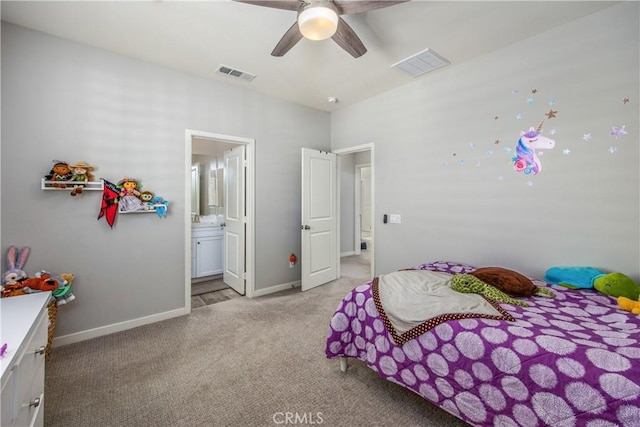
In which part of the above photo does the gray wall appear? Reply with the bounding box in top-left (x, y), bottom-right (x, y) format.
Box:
top-left (1, 22), bottom-right (330, 337)
top-left (331, 2), bottom-right (640, 281)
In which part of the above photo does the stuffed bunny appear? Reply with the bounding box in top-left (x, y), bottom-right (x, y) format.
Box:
top-left (2, 246), bottom-right (30, 285)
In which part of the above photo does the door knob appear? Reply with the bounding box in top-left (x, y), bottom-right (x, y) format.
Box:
top-left (220, 222), bottom-right (226, 228)
top-left (301, 225), bottom-right (311, 230)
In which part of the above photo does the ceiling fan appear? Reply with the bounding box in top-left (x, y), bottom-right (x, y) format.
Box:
top-left (232, 0), bottom-right (409, 58)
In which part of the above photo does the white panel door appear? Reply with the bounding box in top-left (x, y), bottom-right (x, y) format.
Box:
top-left (301, 148), bottom-right (337, 291)
top-left (223, 146), bottom-right (245, 295)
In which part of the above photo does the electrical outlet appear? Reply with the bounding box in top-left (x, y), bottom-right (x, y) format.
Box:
top-left (389, 214), bottom-right (401, 224)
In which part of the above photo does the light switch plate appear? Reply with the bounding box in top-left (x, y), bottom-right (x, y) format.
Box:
top-left (389, 214), bottom-right (401, 224)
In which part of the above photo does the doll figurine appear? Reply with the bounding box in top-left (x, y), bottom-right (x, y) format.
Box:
top-left (117, 177), bottom-right (145, 212)
top-left (45, 160), bottom-right (73, 188)
top-left (69, 161), bottom-right (95, 196)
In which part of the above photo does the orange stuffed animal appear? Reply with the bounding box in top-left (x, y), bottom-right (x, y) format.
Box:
top-left (22, 273), bottom-right (59, 292)
top-left (618, 296), bottom-right (640, 315)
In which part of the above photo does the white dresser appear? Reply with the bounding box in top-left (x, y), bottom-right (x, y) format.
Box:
top-left (1, 292), bottom-right (51, 427)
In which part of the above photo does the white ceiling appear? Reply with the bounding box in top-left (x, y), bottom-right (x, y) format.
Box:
top-left (0, 0), bottom-right (619, 112)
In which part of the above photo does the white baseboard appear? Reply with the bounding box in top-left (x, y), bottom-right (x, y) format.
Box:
top-left (252, 280), bottom-right (300, 297)
top-left (340, 251), bottom-right (355, 257)
top-left (52, 307), bottom-right (188, 347)
top-left (53, 280), bottom-right (303, 346)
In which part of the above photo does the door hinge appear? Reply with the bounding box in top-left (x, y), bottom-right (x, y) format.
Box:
top-left (243, 160), bottom-right (248, 167)
top-left (242, 272), bottom-right (247, 280)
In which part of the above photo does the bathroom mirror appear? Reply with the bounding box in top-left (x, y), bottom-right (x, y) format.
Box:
top-left (192, 137), bottom-right (236, 220)
top-left (191, 155), bottom-right (223, 216)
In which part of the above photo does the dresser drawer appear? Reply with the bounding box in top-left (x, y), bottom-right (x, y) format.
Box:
top-left (11, 307), bottom-right (48, 427)
top-left (0, 292), bottom-right (50, 427)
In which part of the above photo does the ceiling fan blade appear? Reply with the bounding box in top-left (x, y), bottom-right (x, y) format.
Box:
top-left (331, 17), bottom-right (367, 58)
top-left (231, 0), bottom-right (301, 11)
top-left (333, 0), bottom-right (409, 15)
top-left (271, 21), bottom-right (304, 56)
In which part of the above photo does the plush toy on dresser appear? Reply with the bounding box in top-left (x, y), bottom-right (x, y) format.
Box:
top-left (1, 246), bottom-right (30, 297)
top-left (1, 246), bottom-right (77, 306)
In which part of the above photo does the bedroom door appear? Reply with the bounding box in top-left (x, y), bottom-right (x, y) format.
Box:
top-left (223, 146), bottom-right (245, 295)
top-left (301, 148), bottom-right (338, 291)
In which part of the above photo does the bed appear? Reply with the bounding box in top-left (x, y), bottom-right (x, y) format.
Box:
top-left (325, 261), bottom-right (640, 426)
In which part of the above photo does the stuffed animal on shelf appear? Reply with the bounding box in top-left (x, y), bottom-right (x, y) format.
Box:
top-left (140, 191), bottom-right (155, 209)
top-left (45, 160), bottom-right (74, 188)
top-left (152, 196), bottom-right (169, 218)
top-left (618, 296), bottom-right (640, 315)
top-left (69, 161), bottom-right (95, 196)
top-left (117, 177), bottom-right (145, 212)
top-left (451, 274), bottom-right (529, 307)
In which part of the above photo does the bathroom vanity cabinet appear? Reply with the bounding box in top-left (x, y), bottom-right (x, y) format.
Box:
top-left (1, 292), bottom-right (51, 427)
top-left (192, 225), bottom-right (224, 278)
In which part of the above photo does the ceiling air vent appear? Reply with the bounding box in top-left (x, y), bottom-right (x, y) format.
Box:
top-left (391, 49), bottom-right (449, 78)
top-left (216, 64), bottom-right (256, 82)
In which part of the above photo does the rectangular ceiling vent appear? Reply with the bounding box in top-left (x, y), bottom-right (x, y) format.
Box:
top-left (216, 64), bottom-right (256, 82)
top-left (391, 49), bottom-right (449, 78)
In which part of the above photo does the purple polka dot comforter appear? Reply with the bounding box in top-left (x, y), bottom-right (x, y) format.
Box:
top-left (325, 261), bottom-right (640, 426)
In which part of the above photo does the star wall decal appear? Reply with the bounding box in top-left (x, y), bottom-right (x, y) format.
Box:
top-left (549, 129), bottom-right (557, 135)
top-left (546, 109), bottom-right (558, 119)
top-left (494, 139), bottom-right (501, 145)
top-left (494, 115), bottom-right (499, 120)
top-left (503, 147), bottom-right (512, 153)
top-left (516, 113), bottom-right (522, 120)
top-left (531, 89), bottom-right (538, 94)
top-left (563, 149), bottom-right (571, 155)
top-left (526, 98), bottom-right (534, 104)
top-left (512, 89), bottom-right (519, 95)
top-left (548, 99), bottom-right (556, 107)
top-left (487, 150), bottom-right (494, 156)
top-left (610, 125), bottom-right (628, 139)
top-left (608, 146), bottom-right (618, 154)
top-left (623, 97), bottom-right (630, 104)
top-left (583, 133), bottom-right (592, 141)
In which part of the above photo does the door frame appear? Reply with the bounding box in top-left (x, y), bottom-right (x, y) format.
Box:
top-left (333, 143), bottom-right (375, 279)
top-left (184, 129), bottom-right (256, 312)
top-left (354, 163), bottom-right (371, 256)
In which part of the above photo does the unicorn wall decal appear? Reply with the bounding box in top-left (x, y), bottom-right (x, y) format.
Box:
top-left (512, 121), bottom-right (555, 175)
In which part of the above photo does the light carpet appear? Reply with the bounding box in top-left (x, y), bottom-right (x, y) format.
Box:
top-left (45, 259), bottom-right (468, 427)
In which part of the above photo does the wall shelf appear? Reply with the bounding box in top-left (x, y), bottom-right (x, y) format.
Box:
top-left (119, 204), bottom-right (168, 215)
top-left (41, 178), bottom-right (103, 191)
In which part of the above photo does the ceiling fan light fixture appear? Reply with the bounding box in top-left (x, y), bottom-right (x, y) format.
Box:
top-left (298, 3), bottom-right (338, 41)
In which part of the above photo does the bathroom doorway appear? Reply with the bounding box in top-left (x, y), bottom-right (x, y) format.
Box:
top-left (184, 129), bottom-right (255, 312)
top-left (335, 144), bottom-right (374, 281)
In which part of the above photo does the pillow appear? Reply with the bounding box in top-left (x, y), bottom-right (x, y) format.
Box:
top-left (469, 267), bottom-right (537, 297)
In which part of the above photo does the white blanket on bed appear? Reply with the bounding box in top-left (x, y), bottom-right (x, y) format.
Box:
top-left (377, 270), bottom-right (503, 334)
